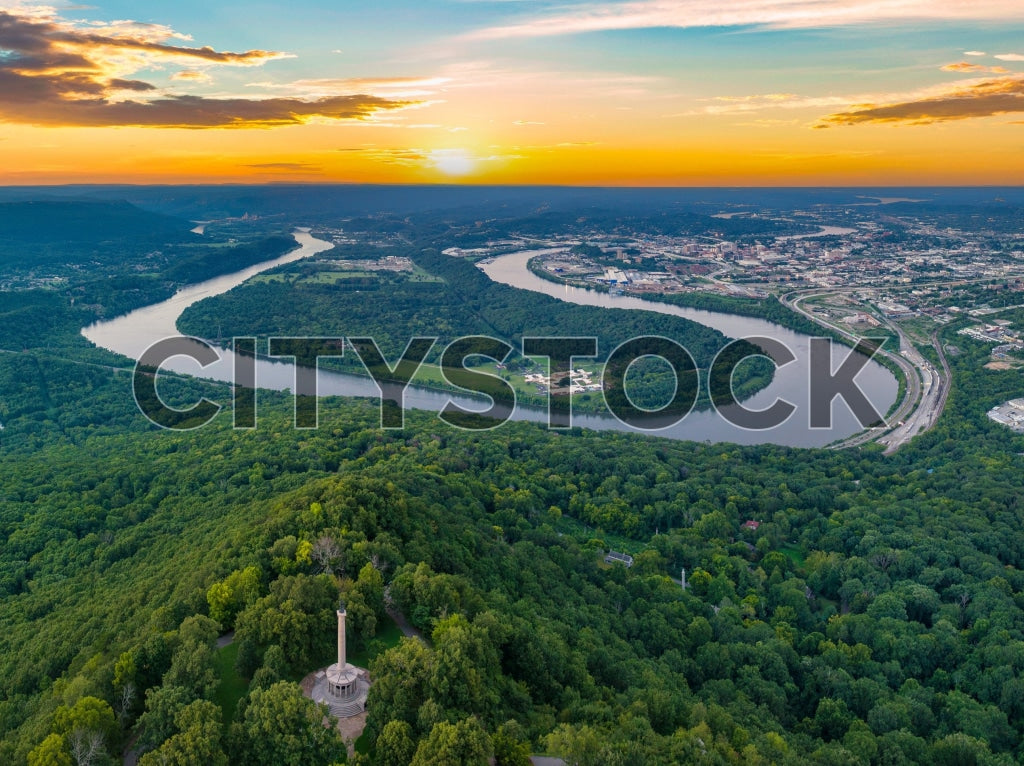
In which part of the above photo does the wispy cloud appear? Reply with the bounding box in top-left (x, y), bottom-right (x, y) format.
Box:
top-left (819, 75), bottom-right (1024, 126)
top-left (995, 53), bottom-right (1024, 62)
top-left (171, 70), bottom-right (212, 83)
top-left (675, 91), bottom-right (848, 116)
top-left (466, 0), bottom-right (1024, 40)
top-left (964, 51), bottom-right (987, 57)
top-left (244, 162), bottom-right (323, 172)
top-left (0, 7), bottom-right (415, 127)
top-left (941, 62), bottom-right (1010, 74)
top-left (345, 147), bottom-right (430, 166)
top-left (246, 77), bottom-right (452, 99)
top-left (713, 93), bottom-right (798, 103)
top-left (432, 59), bottom-right (663, 100)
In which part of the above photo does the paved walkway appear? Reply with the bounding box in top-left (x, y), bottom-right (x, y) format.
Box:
top-left (386, 605), bottom-right (425, 643)
top-left (302, 667), bottom-right (370, 758)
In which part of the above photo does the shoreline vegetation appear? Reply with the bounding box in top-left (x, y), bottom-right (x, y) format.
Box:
top-left (526, 257), bottom-right (908, 423)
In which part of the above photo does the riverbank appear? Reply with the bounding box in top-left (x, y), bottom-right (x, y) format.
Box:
top-left (526, 254), bottom-right (908, 420)
top-left (84, 232), bottom-right (897, 448)
top-left (479, 250), bottom-right (897, 447)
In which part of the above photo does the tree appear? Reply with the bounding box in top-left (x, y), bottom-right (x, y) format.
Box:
top-left (112, 651), bottom-right (137, 701)
top-left (410, 718), bottom-right (492, 766)
top-left (345, 563), bottom-right (386, 640)
top-left (67, 731), bottom-right (106, 766)
top-left (544, 723), bottom-right (609, 766)
top-left (375, 720), bottom-right (415, 766)
top-left (206, 582), bottom-right (235, 628)
top-left (492, 720), bottom-right (531, 766)
top-left (310, 536), bottom-right (343, 576)
top-left (366, 638), bottom-right (432, 737)
top-left (52, 697), bottom-right (116, 766)
top-left (158, 615), bottom-right (221, 701)
top-left (929, 733), bottom-right (996, 766)
top-left (231, 681), bottom-right (346, 766)
top-left (138, 700), bottom-right (227, 766)
top-left (813, 698), bottom-right (853, 743)
top-left (28, 734), bottom-right (71, 766)
top-left (111, 650), bottom-right (139, 724)
top-left (250, 644), bottom-right (289, 691)
top-left (114, 683), bottom-right (137, 728)
top-left (234, 574), bottom-right (337, 673)
top-left (867, 592), bottom-right (908, 622)
top-left (137, 685), bottom-right (193, 753)
top-left (429, 615), bottom-right (501, 719)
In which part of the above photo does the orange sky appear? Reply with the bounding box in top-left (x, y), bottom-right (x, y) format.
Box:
top-left (1, 2), bottom-right (1023, 185)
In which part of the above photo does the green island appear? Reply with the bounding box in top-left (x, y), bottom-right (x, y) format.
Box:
top-left (177, 240), bottom-right (775, 415)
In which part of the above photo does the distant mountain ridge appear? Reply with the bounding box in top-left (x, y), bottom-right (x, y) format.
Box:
top-left (0, 199), bottom-right (197, 270)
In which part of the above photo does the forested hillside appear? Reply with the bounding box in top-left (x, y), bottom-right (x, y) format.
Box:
top-left (0, 201), bottom-right (295, 353)
top-left (2, 197), bottom-right (1024, 765)
top-left (0, 317), bottom-right (1023, 763)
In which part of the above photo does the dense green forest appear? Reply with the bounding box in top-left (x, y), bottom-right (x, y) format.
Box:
top-left (0, 201), bottom-right (295, 354)
top-left (2, 198), bottom-right (1024, 765)
top-left (1, 310), bottom-right (1024, 763)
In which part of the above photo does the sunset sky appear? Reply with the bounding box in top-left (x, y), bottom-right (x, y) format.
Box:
top-left (1, 1), bottom-right (1023, 185)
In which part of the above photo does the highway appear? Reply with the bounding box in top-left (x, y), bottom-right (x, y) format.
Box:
top-left (779, 288), bottom-right (947, 452)
top-left (875, 324), bottom-right (948, 453)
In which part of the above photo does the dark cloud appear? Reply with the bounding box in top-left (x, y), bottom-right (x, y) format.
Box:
top-left (819, 76), bottom-right (1024, 126)
top-left (0, 11), bottom-right (282, 65)
top-left (0, 91), bottom-right (413, 128)
top-left (0, 10), bottom-right (415, 128)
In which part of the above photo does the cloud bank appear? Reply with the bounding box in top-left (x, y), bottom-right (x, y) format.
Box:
top-left (820, 75), bottom-right (1024, 126)
top-left (0, 8), bottom-right (414, 127)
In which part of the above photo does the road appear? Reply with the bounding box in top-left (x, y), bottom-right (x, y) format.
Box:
top-left (779, 288), bottom-right (946, 452)
top-left (875, 324), bottom-right (947, 453)
top-left (880, 325), bottom-right (950, 452)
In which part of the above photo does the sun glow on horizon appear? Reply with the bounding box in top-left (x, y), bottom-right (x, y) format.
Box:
top-left (0, 2), bottom-right (1022, 185)
top-left (429, 148), bottom-right (477, 177)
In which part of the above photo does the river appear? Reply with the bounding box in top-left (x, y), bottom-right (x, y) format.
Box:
top-left (83, 231), bottom-right (897, 447)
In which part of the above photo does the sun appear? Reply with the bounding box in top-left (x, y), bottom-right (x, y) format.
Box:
top-left (429, 148), bottom-right (476, 177)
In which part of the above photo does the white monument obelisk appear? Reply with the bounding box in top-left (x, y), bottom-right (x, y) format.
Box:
top-left (337, 606), bottom-right (346, 667)
top-left (326, 601), bottom-right (358, 699)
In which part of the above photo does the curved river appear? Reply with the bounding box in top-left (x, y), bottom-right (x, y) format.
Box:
top-left (83, 231), bottom-right (897, 447)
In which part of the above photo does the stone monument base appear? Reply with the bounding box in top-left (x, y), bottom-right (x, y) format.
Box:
top-left (310, 664), bottom-right (370, 719)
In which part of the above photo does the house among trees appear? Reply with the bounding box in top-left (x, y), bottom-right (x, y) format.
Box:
top-left (603, 551), bottom-right (634, 567)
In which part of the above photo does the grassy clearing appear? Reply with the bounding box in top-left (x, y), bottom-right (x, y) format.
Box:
top-left (209, 614), bottom-right (402, 731)
top-left (212, 641), bottom-right (248, 726)
top-left (780, 544), bottom-right (806, 568)
top-left (555, 515), bottom-right (648, 556)
top-left (408, 265), bottom-right (445, 283)
top-left (346, 613), bottom-right (404, 669)
top-left (303, 271), bottom-right (377, 283)
top-left (249, 273), bottom-right (294, 285)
